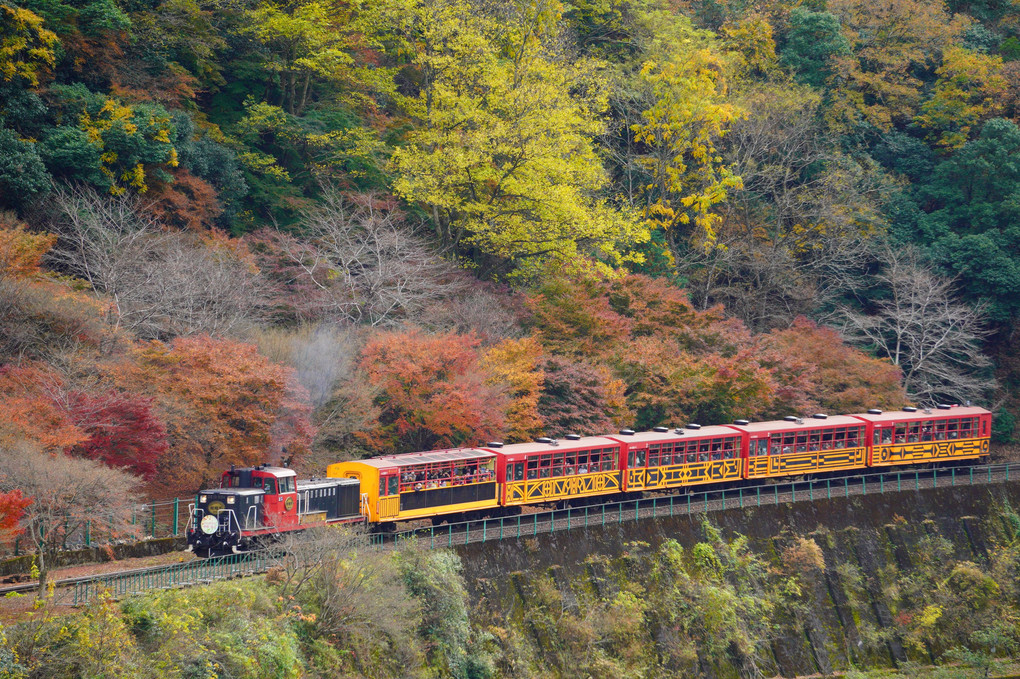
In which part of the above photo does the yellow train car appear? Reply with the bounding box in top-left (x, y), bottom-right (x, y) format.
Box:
top-left (326, 449), bottom-right (499, 523)
top-left (614, 426), bottom-right (743, 492)
top-left (730, 415), bottom-right (869, 480)
top-left (493, 436), bottom-right (623, 506)
top-left (853, 406), bottom-right (991, 467)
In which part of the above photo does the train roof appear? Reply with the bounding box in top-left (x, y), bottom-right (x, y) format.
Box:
top-left (608, 425), bottom-right (743, 443)
top-left (489, 436), bottom-right (621, 456)
top-left (225, 465), bottom-right (296, 478)
top-left (850, 406), bottom-right (990, 423)
top-left (729, 415), bottom-right (868, 433)
top-left (201, 488), bottom-right (264, 496)
top-left (297, 477), bottom-right (361, 489)
top-left (349, 448), bottom-right (497, 469)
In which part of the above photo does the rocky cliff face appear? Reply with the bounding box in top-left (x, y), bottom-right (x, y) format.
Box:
top-left (457, 482), bottom-right (1020, 678)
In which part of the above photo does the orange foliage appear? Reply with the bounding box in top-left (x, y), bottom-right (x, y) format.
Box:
top-left (357, 328), bottom-right (507, 453)
top-left (0, 214), bottom-right (57, 279)
top-left (147, 168), bottom-right (222, 231)
top-left (0, 489), bottom-right (31, 540)
top-left (115, 335), bottom-right (314, 493)
top-left (758, 317), bottom-right (906, 413)
top-left (0, 363), bottom-right (89, 451)
top-left (482, 336), bottom-right (545, 443)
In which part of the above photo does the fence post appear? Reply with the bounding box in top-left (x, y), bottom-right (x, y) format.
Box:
top-left (85, 520), bottom-right (91, 547)
top-left (880, 474), bottom-right (884, 494)
top-left (933, 468), bottom-right (937, 489)
top-left (172, 498), bottom-right (179, 536)
top-left (952, 468), bottom-right (956, 486)
top-left (150, 501), bottom-right (156, 537)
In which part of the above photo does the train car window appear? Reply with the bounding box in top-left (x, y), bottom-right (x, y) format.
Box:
top-left (527, 458), bottom-right (538, 479)
top-left (754, 439), bottom-right (767, 457)
top-left (388, 476), bottom-right (399, 496)
top-left (506, 465), bottom-right (513, 482)
top-left (808, 432), bottom-right (820, 451)
top-left (514, 462), bottom-right (525, 480)
top-left (833, 428), bottom-right (845, 448)
top-left (662, 442), bottom-right (674, 465)
top-left (577, 452), bottom-right (588, 472)
top-left (724, 437), bottom-right (737, 459)
top-left (635, 449), bottom-right (646, 467)
top-left (921, 420), bottom-right (933, 441)
top-left (848, 427), bottom-right (861, 446)
top-left (379, 478), bottom-right (386, 496)
top-left (908, 422), bottom-right (921, 442)
top-left (934, 420), bottom-right (947, 440)
top-left (628, 450), bottom-right (636, 467)
top-left (894, 423), bottom-right (907, 444)
top-left (686, 444), bottom-right (698, 463)
top-left (609, 448), bottom-right (621, 470)
top-left (794, 433), bottom-right (807, 453)
top-left (946, 420), bottom-right (959, 438)
top-left (882, 428), bottom-right (893, 444)
top-left (648, 444), bottom-right (659, 467)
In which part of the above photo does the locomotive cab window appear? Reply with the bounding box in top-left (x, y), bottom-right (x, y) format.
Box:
top-left (279, 476), bottom-right (295, 493)
top-left (262, 478), bottom-right (277, 494)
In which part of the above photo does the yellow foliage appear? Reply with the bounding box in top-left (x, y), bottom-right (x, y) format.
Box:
top-left (0, 214), bottom-right (56, 279)
top-left (632, 43), bottom-right (744, 250)
top-left (914, 46), bottom-right (1007, 150)
top-left (388, 0), bottom-right (648, 279)
top-left (482, 336), bottom-right (546, 442)
top-left (0, 4), bottom-right (57, 88)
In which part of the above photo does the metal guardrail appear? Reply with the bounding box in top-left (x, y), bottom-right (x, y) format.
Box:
top-left (66, 461), bottom-right (1016, 604)
top-left (70, 552), bottom-right (275, 605)
top-left (377, 461), bottom-right (1017, 549)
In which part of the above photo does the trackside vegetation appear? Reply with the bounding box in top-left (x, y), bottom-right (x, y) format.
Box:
top-left (3, 495), bottom-right (1020, 678)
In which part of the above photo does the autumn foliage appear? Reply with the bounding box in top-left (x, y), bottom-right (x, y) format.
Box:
top-left (115, 335), bottom-right (314, 493)
top-left (357, 329), bottom-right (506, 454)
top-left (0, 489), bottom-right (31, 540)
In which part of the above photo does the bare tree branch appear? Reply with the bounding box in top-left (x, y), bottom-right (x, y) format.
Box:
top-left (43, 184), bottom-right (265, 340)
top-left (836, 244), bottom-right (994, 404)
top-left (288, 190), bottom-right (464, 327)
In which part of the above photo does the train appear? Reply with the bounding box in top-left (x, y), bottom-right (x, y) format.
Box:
top-left (187, 405), bottom-right (991, 555)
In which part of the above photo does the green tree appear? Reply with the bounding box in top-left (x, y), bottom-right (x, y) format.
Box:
top-left (915, 118), bottom-right (1020, 321)
top-left (779, 8), bottom-right (850, 89)
top-left (0, 128), bottom-right (50, 209)
top-left (40, 85), bottom-right (178, 195)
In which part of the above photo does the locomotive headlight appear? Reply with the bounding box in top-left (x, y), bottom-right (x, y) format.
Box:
top-left (200, 495), bottom-right (207, 503)
top-left (226, 496), bottom-right (235, 504)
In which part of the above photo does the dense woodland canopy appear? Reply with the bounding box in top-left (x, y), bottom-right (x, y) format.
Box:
top-left (0, 0), bottom-right (1018, 516)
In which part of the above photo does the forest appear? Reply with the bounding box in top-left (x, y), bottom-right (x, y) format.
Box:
top-left (1, 0), bottom-right (1019, 551)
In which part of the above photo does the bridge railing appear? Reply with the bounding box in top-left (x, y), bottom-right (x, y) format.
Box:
top-left (68, 461), bottom-right (1014, 603)
top-left (376, 461), bottom-right (1015, 550)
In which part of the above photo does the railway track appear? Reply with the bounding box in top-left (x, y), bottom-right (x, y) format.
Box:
top-left (4, 461), bottom-right (1015, 605)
